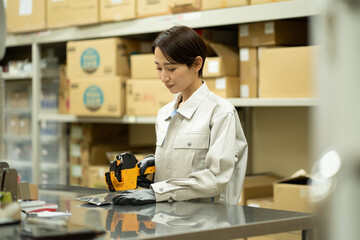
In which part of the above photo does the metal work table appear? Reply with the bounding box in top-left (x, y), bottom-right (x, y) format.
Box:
top-left (32, 185), bottom-right (316, 240)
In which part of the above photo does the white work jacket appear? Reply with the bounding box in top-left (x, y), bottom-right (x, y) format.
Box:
top-left (151, 82), bottom-right (248, 205)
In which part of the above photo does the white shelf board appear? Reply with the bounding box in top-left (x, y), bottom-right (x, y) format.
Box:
top-left (40, 135), bottom-right (60, 143)
top-left (228, 98), bottom-right (319, 107)
top-left (38, 98), bottom-right (317, 124)
top-left (6, 0), bottom-right (318, 46)
top-left (1, 73), bottom-right (33, 80)
top-left (5, 160), bottom-right (32, 168)
top-left (38, 113), bottom-right (157, 124)
top-left (5, 108), bottom-right (32, 114)
top-left (41, 162), bottom-right (60, 169)
top-left (3, 134), bottom-right (32, 141)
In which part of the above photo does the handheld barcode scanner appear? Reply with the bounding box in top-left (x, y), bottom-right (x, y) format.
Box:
top-left (105, 153), bottom-right (155, 192)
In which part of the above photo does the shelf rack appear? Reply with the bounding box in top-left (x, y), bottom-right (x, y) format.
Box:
top-left (1, 0), bottom-right (320, 184)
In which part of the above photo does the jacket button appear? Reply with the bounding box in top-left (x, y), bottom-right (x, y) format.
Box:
top-left (187, 142), bottom-right (192, 146)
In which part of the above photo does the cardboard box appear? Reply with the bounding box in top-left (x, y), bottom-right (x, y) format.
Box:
top-left (70, 123), bottom-right (128, 142)
top-left (137, 0), bottom-right (171, 18)
top-left (238, 20), bottom-right (308, 47)
top-left (201, 0), bottom-right (248, 10)
top-left (59, 65), bottom-right (70, 90)
top-left (88, 165), bottom-right (108, 189)
top-left (18, 91), bottom-right (30, 108)
top-left (239, 47), bottom-right (258, 98)
top-left (246, 196), bottom-right (274, 208)
top-left (81, 142), bottom-right (128, 166)
top-left (258, 46), bottom-right (316, 98)
top-left (69, 141), bottom-right (84, 186)
top-left (59, 65), bottom-right (70, 114)
top-left (69, 77), bottom-right (126, 117)
top-left (203, 43), bottom-right (239, 77)
top-left (170, 0), bottom-right (201, 13)
top-left (70, 0), bottom-right (99, 26)
top-left (100, 0), bottom-right (136, 22)
top-left (70, 141), bottom-right (82, 159)
top-left (274, 175), bottom-right (315, 213)
top-left (18, 182), bottom-right (38, 200)
top-left (238, 174), bottom-right (281, 205)
top-left (6, 0), bottom-right (46, 33)
top-left (69, 176), bottom-right (82, 186)
top-left (126, 79), bottom-right (174, 116)
top-left (9, 92), bottom-right (20, 108)
top-left (67, 38), bottom-right (129, 78)
top-left (58, 88), bottom-right (70, 114)
top-left (247, 232), bottom-right (301, 240)
top-left (205, 76), bottom-right (239, 98)
top-left (46, 0), bottom-right (72, 29)
top-left (130, 54), bottom-right (158, 79)
top-left (19, 117), bottom-right (30, 135)
top-left (9, 116), bottom-right (19, 135)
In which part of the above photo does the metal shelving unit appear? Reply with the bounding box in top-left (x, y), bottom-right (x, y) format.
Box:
top-left (1, 0), bottom-right (319, 184)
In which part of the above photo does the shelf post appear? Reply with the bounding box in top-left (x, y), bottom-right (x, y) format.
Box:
top-left (31, 42), bottom-right (41, 184)
top-left (0, 76), bottom-right (4, 160)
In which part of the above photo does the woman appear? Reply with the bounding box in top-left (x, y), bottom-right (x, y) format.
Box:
top-left (113, 25), bottom-right (248, 206)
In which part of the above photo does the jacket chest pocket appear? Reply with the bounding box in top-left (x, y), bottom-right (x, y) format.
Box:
top-left (172, 133), bottom-right (210, 176)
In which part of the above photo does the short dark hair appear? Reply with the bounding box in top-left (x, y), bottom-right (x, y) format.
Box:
top-left (152, 25), bottom-right (207, 78)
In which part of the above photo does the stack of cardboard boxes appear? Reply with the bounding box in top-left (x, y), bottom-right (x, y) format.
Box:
top-left (126, 54), bottom-right (174, 116)
top-left (203, 42), bottom-right (240, 98)
top-left (69, 122), bottom-right (156, 188)
top-left (5, 0), bottom-right (294, 34)
top-left (69, 123), bottom-right (129, 187)
top-left (238, 19), bottom-right (316, 98)
top-left (67, 37), bottom-right (131, 117)
top-left (241, 172), bottom-right (316, 240)
top-left (6, 0), bottom-right (136, 33)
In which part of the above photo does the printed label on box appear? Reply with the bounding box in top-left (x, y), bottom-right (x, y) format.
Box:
top-left (71, 165), bottom-right (82, 177)
top-left (71, 144), bottom-right (81, 157)
top-left (19, 0), bottom-right (32, 16)
top-left (240, 84), bottom-right (249, 98)
top-left (111, 0), bottom-right (123, 5)
top-left (208, 61), bottom-right (219, 73)
top-left (71, 126), bottom-right (83, 139)
top-left (240, 48), bottom-right (249, 62)
top-left (81, 48), bottom-right (100, 74)
top-left (83, 85), bottom-right (104, 112)
top-left (264, 22), bottom-right (275, 35)
top-left (97, 168), bottom-right (105, 177)
top-left (215, 78), bottom-right (226, 90)
top-left (239, 25), bottom-right (249, 37)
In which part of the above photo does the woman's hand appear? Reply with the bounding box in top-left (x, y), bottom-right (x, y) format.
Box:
top-left (112, 189), bottom-right (156, 206)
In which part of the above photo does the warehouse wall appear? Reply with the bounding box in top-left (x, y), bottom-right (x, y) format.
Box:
top-left (252, 107), bottom-right (311, 177)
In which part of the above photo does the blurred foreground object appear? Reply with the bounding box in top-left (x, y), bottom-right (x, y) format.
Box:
top-left (313, 0), bottom-right (360, 239)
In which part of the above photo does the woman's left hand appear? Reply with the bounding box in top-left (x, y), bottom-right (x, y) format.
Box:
top-left (112, 189), bottom-right (156, 206)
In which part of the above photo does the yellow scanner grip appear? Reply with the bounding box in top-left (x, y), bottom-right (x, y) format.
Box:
top-left (142, 165), bottom-right (155, 175)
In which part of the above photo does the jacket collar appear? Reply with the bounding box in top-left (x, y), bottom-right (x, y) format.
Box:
top-left (163, 82), bottom-right (209, 121)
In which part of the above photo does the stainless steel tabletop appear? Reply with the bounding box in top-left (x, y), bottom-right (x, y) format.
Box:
top-left (33, 184), bottom-right (316, 240)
